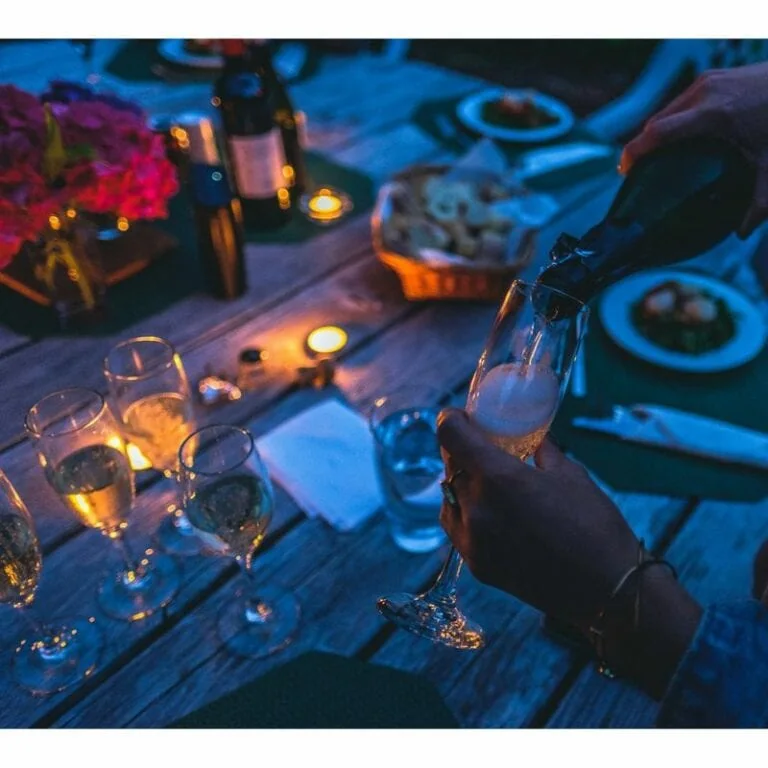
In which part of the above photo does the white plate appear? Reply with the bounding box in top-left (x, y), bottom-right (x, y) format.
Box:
top-left (158, 40), bottom-right (222, 70)
top-left (599, 270), bottom-right (767, 373)
top-left (456, 88), bottom-right (575, 144)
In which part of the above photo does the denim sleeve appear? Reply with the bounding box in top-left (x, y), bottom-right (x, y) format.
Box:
top-left (657, 600), bottom-right (768, 728)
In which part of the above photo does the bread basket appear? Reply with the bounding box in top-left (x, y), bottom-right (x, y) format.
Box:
top-left (371, 164), bottom-right (537, 302)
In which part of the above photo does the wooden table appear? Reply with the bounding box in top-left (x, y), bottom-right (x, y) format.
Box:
top-left (0, 40), bottom-right (766, 729)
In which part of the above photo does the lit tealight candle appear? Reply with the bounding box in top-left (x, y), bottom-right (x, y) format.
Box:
top-left (300, 187), bottom-right (352, 225)
top-left (306, 325), bottom-right (349, 356)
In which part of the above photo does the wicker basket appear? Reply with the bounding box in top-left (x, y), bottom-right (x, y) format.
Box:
top-left (371, 165), bottom-right (537, 302)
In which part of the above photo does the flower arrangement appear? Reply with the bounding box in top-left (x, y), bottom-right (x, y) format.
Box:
top-left (0, 82), bottom-right (178, 269)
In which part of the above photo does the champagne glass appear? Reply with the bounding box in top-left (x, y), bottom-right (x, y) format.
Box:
top-left (377, 280), bottom-right (589, 649)
top-left (26, 388), bottom-right (180, 622)
top-left (179, 425), bottom-right (300, 659)
top-left (104, 336), bottom-right (202, 557)
top-left (0, 470), bottom-right (102, 695)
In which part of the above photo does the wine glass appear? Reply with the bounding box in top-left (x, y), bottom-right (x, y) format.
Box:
top-left (179, 425), bottom-right (300, 659)
top-left (377, 280), bottom-right (589, 649)
top-left (103, 336), bottom-right (202, 557)
top-left (25, 388), bottom-right (180, 622)
top-left (0, 470), bottom-right (102, 695)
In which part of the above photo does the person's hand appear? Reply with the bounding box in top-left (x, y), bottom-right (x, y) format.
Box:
top-left (437, 407), bottom-right (703, 700)
top-left (620, 63), bottom-right (768, 238)
top-left (436, 407), bottom-right (639, 626)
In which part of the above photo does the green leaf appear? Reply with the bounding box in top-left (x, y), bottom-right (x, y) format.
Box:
top-left (66, 143), bottom-right (96, 162)
top-left (42, 104), bottom-right (67, 183)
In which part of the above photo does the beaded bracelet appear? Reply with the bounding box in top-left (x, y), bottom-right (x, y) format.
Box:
top-left (588, 538), bottom-right (678, 679)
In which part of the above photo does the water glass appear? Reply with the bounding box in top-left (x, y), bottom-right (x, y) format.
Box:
top-left (369, 386), bottom-right (446, 553)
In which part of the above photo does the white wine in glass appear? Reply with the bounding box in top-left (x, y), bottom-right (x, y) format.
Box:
top-left (467, 362), bottom-right (560, 459)
top-left (104, 336), bottom-right (201, 556)
top-left (26, 388), bottom-right (180, 622)
top-left (179, 425), bottom-right (300, 659)
top-left (0, 470), bottom-right (103, 695)
top-left (377, 280), bottom-right (589, 649)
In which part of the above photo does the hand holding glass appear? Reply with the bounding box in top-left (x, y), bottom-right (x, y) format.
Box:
top-left (377, 280), bottom-right (589, 649)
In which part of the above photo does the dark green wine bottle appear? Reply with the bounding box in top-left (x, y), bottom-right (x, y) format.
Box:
top-left (214, 39), bottom-right (290, 231)
top-left (247, 40), bottom-right (309, 198)
top-left (537, 138), bottom-right (756, 315)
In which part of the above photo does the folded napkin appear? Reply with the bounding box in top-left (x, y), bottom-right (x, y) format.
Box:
top-left (256, 399), bottom-right (384, 531)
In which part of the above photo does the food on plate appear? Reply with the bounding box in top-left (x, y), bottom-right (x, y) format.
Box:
top-left (481, 92), bottom-right (559, 130)
top-left (382, 169), bottom-right (523, 266)
top-left (630, 280), bottom-right (737, 354)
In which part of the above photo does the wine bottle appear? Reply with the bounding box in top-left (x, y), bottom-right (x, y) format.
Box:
top-left (537, 138), bottom-right (756, 316)
top-left (247, 40), bottom-right (309, 198)
top-left (213, 39), bottom-right (290, 230)
top-left (185, 115), bottom-right (248, 299)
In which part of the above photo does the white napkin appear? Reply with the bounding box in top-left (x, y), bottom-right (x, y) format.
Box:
top-left (255, 399), bottom-right (384, 532)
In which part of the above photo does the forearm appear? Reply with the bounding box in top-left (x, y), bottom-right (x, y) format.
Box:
top-left (595, 568), bottom-right (703, 701)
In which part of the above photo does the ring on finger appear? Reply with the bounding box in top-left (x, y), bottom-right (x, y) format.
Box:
top-left (441, 468), bottom-right (466, 510)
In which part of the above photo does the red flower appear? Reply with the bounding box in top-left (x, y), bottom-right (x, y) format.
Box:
top-left (0, 164), bottom-right (57, 267)
top-left (0, 84), bottom-right (178, 268)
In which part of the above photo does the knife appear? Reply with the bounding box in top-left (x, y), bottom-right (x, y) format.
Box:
top-left (573, 404), bottom-right (768, 471)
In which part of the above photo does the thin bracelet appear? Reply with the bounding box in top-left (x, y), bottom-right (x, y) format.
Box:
top-left (589, 539), bottom-right (678, 679)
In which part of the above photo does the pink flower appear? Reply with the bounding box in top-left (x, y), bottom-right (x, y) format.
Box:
top-left (0, 85), bottom-right (179, 269)
top-left (0, 164), bottom-right (58, 266)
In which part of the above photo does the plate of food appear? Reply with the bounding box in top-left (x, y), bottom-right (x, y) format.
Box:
top-left (157, 40), bottom-right (222, 69)
top-left (599, 270), bottom-right (767, 373)
top-left (456, 88), bottom-right (575, 143)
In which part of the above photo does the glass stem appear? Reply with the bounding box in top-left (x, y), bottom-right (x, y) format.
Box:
top-left (110, 532), bottom-right (146, 585)
top-left (167, 473), bottom-right (194, 536)
top-left (425, 547), bottom-right (464, 603)
top-left (238, 553), bottom-right (272, 624)
top-left (17, 602), bottom-right (68, 656)
top-left (17, 602), bottom-right (50, 639)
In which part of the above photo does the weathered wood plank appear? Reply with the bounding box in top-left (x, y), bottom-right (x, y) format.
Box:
top-left (1, 247), bottom-right (412, 552)
top-left (48, 379), bottom-right (464, 726)
top-left (370, 493), bottom-right (688, 727)
top-left (0, 387), bottom-right (337, 728)
top-left (547, 494), bottom-right (768, 728)
top-left (67, 514), bottom-right (447, 728)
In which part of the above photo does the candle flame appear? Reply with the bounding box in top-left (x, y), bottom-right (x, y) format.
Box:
top-left (306, 326), bottom-right (348, 355)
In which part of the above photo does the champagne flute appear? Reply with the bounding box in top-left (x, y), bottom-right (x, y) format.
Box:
top-left (0, 470), bottom-right (102, 695)
top-left (179, 425), bottom-right (300, 659)
top-left (377, 280), bottom-right (589, 649)
top-left (26, 388), bottom-right (180, 622)
top-left (103, 336), bottom-right (202, 557)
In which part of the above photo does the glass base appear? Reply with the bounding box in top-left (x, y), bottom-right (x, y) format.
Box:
top-left (98, 552), bottom-right (180, 622)
top-left (377, 592), bottom-right (485, 650)
top-left (218, 585), bottom-right (300, 660)
top-left (154, 509), bottom-right (203, 557)
top-left (14, 617), bottom-right (102, 696)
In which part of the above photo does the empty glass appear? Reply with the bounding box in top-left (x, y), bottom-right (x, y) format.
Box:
top-left (0, 470), bottom-right (102, 695)
top-left (369, 386), bottom-right (446, 553)
top-left (26, 388), bottom-right (180, 622)
top-left (179, 425), bottom-right (300, 659)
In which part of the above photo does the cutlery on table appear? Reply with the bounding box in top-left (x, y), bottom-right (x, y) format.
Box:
top-left (573, 404), bottom-right (768, 471)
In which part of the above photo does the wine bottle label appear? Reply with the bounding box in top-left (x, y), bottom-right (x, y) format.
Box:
top-left (228, 130), bottom-right (286, 199)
